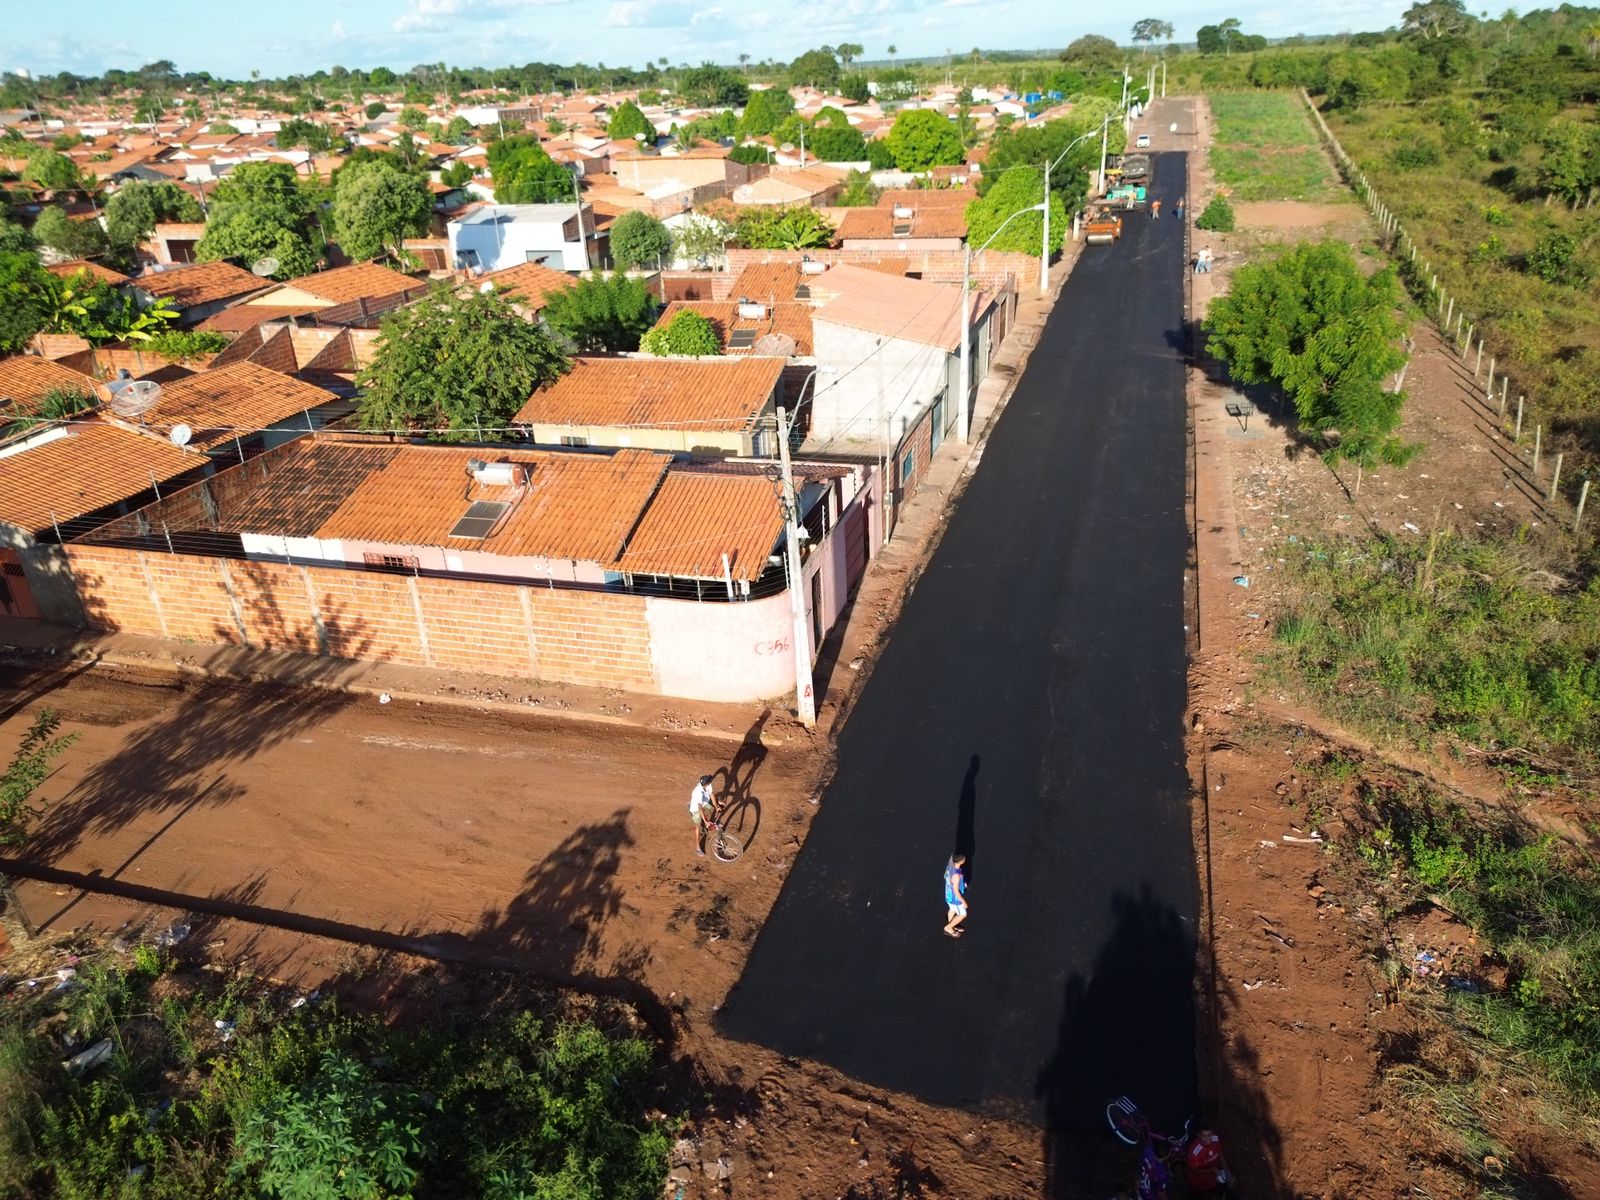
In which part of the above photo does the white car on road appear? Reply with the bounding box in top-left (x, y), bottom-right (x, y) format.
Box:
top-left (1136, 133), bottom-right (1151, 148)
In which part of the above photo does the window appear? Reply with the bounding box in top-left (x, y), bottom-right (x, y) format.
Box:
top-left (900, 448), bottom-right (916, 486)
top-left (363, 552), bottom-right (418, 571)
top-left (524, 250), bottom-right (558, 266)
top-left (559, 434), bottom-right (589, 447)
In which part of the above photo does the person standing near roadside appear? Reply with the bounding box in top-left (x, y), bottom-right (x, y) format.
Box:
top-left (1151, 199), bottom-right (1162, 220)
top-left (943, 854), bottom-right (968, 938)
top-left (690, 774), bottom-right (717, 856)
top-left (1175, 197), bottom-right (1185, 221)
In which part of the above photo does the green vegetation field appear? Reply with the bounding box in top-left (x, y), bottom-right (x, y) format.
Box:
top-left (1208, 92), bottom-right (1345, 202)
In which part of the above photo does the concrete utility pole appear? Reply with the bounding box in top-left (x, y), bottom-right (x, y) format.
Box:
top-left (962, 202), bottom-right (1046, 442)
top-left (776, 406), bottom-right (816, 728)
top-left (1040, 117), bottom-right (1109, 295)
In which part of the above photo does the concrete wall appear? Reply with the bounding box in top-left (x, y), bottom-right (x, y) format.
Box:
top-left (809, 320), bottom-right (950, 447)
top-left (448, 220), bottom-right (588, 273)
top-left (646, 588), bottom-right (794, 701)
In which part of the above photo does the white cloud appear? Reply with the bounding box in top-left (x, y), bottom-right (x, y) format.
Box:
top-left (942, 0), bottom-right (983, 7)
top-left (330, 19), bottom-right (348, 40)
top-left (393, 0), bottom-right (462, 32)
top-left (605, 1), bottom-right (651, 27)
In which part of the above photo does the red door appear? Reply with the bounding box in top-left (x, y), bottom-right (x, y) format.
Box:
top-left (842, 504), bottom-right (869, 595)
top-left (0, 549), bottom-right (40, 619)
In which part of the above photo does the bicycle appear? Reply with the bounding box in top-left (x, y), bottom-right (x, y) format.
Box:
top-left (699, 803), bottom-right (743, 863)
top-left (1106, 1096), bottom-right (1239, 1197)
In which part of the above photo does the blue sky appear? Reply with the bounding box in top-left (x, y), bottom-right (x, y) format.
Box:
top-left (9, 0), bottom-right (1412, 81)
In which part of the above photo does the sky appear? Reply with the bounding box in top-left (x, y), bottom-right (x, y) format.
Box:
top-left (6, 0), bottom-right (1413, 81)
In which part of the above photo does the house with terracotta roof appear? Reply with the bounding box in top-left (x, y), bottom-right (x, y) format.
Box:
top-left (0, 356), bottom-right (99, 440)
top-left (611, 150), bottom-right (751, 198)
top-left (472, 260), bottom-right (579, 319)
top-left (205, 325), bottom-right (380, 399)
top-left (217, 262), bottom-right (427, 329)
top-left (131, 261), bottom-right (269, 324)
top-left (61, 434), bottom-right (881, 702)
top-left (0, 416), bottom-right (212, 622)
top-left (150, 222), bottom-right (208, 265)
top-left (515, 356), bottom-right (784, 455)
top-left (128, 360), bottom-right (351, 454)
top-left (836, 203), bottom-right (968, 252)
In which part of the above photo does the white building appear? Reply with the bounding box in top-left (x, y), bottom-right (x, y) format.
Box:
top-left (446, 204), bottom-right (601, 273)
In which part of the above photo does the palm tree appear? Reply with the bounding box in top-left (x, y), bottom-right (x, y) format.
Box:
top-left (887, 44), bottom-right (898, 68)
top-left (739, 53), bottom-right (750, 73)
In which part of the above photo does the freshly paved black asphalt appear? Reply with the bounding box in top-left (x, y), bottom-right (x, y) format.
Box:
top-left (721, 152), bottom-right (1197, 1133)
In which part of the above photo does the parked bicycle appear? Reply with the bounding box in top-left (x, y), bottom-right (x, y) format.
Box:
top-left (1106, 1095), bottom-right (1239, 1197)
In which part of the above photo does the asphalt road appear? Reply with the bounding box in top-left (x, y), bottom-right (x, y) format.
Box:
top-left (721, 152), bottom-right (1198, 1133)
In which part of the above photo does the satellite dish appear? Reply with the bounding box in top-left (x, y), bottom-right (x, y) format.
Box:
top-left (169, 423), bottom-right (192, 447)
top-left (251, 256), bottom-right (280, 277)
top-left (106, 378), bottom-right (162, 418)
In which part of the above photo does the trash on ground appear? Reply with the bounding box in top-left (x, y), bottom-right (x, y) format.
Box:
top-left (63, 1038), bottom-right (114, 1077)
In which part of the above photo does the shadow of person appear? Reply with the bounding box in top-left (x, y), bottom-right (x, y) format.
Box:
top-left (955, 753), bottom-right (979, 882)
top-left (725, 709), bottom-right (770, 804)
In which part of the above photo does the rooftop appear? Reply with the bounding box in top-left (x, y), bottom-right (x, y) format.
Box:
top-left (134, 261), bottom-right (267, 310)
top-left (455, 203), bottom-right (582, 227)
top-left (653, 302), bottom-right (814, 356)
top-left (475, 261), bottom-right (580, 312)
top-left (0, 356), bottom-right (99, 422)
top-left (616, 470), bottom-right (784, 581)
top-left (812, 264), bottom-right (965, 351)
top-left (141, 361), bottom-right (339, 448)
top-left (0, 421), bottom-right (202, 534)
top-left (837, 206), bottom-right (968, 241)
top-left (285, 262), bottom-right (422, 305)
top-left (515, 356), bottom-right (783, 431)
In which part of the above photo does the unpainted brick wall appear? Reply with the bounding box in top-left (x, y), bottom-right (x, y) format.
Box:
top-left (64, 545), bottom-right (659, 692)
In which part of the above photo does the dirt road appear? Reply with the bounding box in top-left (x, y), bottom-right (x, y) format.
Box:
top-left (0, 661), bottom-right (815, 1021)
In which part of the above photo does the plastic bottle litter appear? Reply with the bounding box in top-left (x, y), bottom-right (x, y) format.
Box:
top-left (64, 1038), bottom-right (114, 1077)
top-left (1233, 575), bottom-right (1250, 587)
top-left (154, 923), bottom-right (190, 949)
top-left (214, 1019), bottom-right (236, 1043)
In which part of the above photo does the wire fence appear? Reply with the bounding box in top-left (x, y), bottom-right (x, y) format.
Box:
top-left (1299, 88), bottom-right (1591, 533)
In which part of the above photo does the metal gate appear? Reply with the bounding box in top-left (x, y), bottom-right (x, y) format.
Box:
top-left (842, 504), bottom-right (869, 595)
top-left (0, 550), bottom-right (40, 619)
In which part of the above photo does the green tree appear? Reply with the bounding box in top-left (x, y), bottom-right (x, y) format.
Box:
top-left (236, 1051), bottom-right (428, 1200)
top-left (607, 99), bottom-right (654, 142)
top-left (609, 210), bottom-right (673, 270)
top-left (1203, 241), bottom-right (1412, 467)
top-left (358, 284), bottom-right (570, 436)
top-left (1537, 122), bottom-right (1600, 203)
top-left (739, 87), bottom-right (795, 137)
top-left (277, 117), bottom-right (337, 152)
top-left (541, 272), bottom-right (656, 352)
top-left (440, 160), bottom-right (475, 189)
top-left (332, 159), bottom-right (432, 263)
top-left (1060, 34), bottom-right (1122, 70)
top-left (0, 710), bottom-right (77, 848)
top-left (841, 73), bottom-right (871, 104)
top-left (444, 115), bottom-right (474, 142)
top-left (965, 167), bottom-right (1064, 257)
top-left (886, 108), bottom-right (964, 171)
top-left (209, 120), bottom-right (241, 135)
top-left (104, 180), bottom-right (203, 254)
top-left (0, 251), bottom-right (52, 352)
top-left (1196, 24), bottom-right (1225, 54)
top-left (671, 215), bottom-right (731, 267)
top-left (486, 135), bottom-right (574, 203)
top-left (22, 149), bottom-right (85, 192)
top-left (1131, 18), bottom-right (1175, 51)
top-left (866, 138), bottom-right (897, 169)
top-left (199, 161), bottom-right (319, 278)
top-left (369, 66), bottom-right (397, 87)
top-left (836, 43), bottom-right (864, 67)
top-left (809, 122), bottom-right (867, 161)
top-left (835, 170), bottom-right (881, 206)
top-left (0, 220), bottom-right (36, 254)
top-left (398, 104), bottom-right (431, 131)
top-left (680, 63), bottom-right (749, 107)
top-left (732, 206), bottom-right (834, 250)
top-left (789, 48), bottom-right (842, 90)
top-left (641, 308), bottom-right (722, 356)
top-left (365, 100), bottom-right (386, 119)
top-left (32, 206), bottom-right (109, 261)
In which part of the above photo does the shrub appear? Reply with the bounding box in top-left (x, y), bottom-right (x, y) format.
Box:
top-left (1526, 232), bottom-right (1583, 285)
top-left (641, 309), bottom-right (722, 356)
top-left (1391, 141), bottom-right (1441, 169)
top-left (144, 330), bottom-right (230, 360)
top-left (1195, 194), bottom-right (1236, 232)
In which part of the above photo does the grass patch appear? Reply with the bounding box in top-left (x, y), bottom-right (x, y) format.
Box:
top-left (1269, 533), bottom-right (1600, 770)
top-left (1208, 91), bottom-right (1343, 202)
top-left (0, 937), bottom-right (671, 1199)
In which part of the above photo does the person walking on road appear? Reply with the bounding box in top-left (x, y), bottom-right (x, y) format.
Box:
top-left (943, 854), bottom-right (969, 938)
top-left (690, 774), bottom-right (717, 856)
top-left (1175, 197), bottom-right (1185, 221)
top-left (1150, 199), bottom-right (1162, 220)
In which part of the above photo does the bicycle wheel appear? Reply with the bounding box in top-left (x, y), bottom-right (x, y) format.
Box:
top-left (713, 827), bottom-right (743, 862)
top-left (1106, 1096), bottom-right (1143, 1146)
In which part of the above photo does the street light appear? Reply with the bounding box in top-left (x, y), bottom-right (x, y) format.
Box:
top-left (959, 201), bottom-right (1047, 444)
top-left (1040, 115), bottom-right (1110, 296)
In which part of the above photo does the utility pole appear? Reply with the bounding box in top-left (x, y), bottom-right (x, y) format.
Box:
top-left (1098, 116), bottom-right (1110, 195)
top-left (776, 406), bottom-right (816, 728)
top-left (1120, 62), bottom-right (1129, 110)
top-left (1161, 59), bottom-right (1167, 97)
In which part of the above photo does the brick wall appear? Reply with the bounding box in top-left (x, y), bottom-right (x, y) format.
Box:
top-left (64, 544), bottom-right (662, 694)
